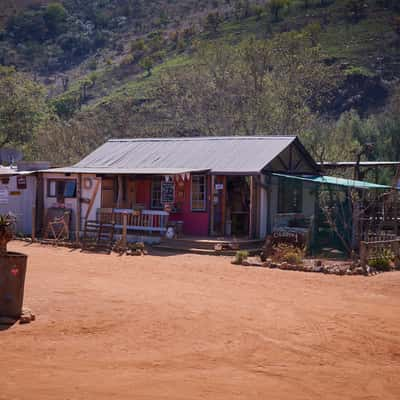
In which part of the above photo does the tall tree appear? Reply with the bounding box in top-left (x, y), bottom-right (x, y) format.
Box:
top-left (0, 66), bottom-right (47, 150)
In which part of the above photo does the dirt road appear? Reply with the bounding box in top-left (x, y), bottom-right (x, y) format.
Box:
top-left (1, 242), bottom-right (400, 399)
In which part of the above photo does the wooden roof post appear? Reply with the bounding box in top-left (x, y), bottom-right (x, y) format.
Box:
top-left (117, 175), bottom-right (124, 208)
top-left (210, 175), bottom-right (215, 236)
top-left (249, 176), bottom-right (254, 239)
top-left (31, 206), bottom-right (36, 242)
top-left (76, 174), bottom-right (82, 243)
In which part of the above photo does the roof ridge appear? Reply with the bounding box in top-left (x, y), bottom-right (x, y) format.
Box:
top-left (107, 136), bottom-right (297, 142)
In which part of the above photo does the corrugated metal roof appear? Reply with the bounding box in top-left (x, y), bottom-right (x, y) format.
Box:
top-left (70, 136), bottom-right (298, 175)
top-left (0, 167), bottom-right (35, 176)
top-left (273, 173), bottom-right (394, 190)
top-left (320, 161), bottom-right (400, 167)
top-left (42, 167), bottom-right (210, 175)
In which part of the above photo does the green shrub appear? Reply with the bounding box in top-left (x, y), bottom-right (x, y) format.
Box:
top-left (272, 243), bottom-right (305, 265)
top-left (369, 248), bottom-right (395, 271)
top-left (235, 250), bottom-right (249, 264)
top-left (369, 257), bottom-right (391, 271)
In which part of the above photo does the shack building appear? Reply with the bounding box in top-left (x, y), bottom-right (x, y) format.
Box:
top-left (40, 136), bottom-right (394, 251)
top-left (41, 136), bottom-right (318, 241)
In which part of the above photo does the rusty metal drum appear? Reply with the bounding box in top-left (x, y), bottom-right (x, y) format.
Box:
top-left (0, 252), bottom-right (27, 318)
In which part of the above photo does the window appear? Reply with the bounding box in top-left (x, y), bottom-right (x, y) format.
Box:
top-left (48, 179), bottom-right (77, 201)
top-left (191, 175), bottom-right (206, 211)
top-left (277, 178), bottom-right (302, 214)
top-left (151, 178), bottom-right (162, 209)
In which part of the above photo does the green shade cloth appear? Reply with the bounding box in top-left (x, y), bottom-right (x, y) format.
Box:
top-left (272, 173), bottom-right (394, 190)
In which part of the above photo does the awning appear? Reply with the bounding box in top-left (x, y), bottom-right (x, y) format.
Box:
top-left (272, 173), bottom-right (394, 190)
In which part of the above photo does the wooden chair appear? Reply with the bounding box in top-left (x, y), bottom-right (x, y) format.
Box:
top-left (44, 208), bottom-right (71, 243)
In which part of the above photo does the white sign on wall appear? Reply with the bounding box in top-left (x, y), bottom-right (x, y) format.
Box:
top-left (0, 187), bottom-right (9, 205)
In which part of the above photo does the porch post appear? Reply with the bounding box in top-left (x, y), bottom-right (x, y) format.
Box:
top-left (221, 176), bottom-right (227, 236)
top-left (31, 206), bottom-right (36, 242)
top-left (76, 174), bottom-right (82, 243)
top-left (117, 175), bottom-right (124, 208)
top-left (249, 176), bottom-right (254, 239)
top-left (210, 175), bottom-right (215, 236)
top-left (266, 173), bottom-right (272, 235)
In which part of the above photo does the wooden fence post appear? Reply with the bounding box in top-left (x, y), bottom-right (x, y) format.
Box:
top-left (360, 241), bottom-right (368, 268)
top-left (393, 240), bottom-right (400, 268)
top-left (122, 212), bottom-right (128, 250)
top-left (31, 206), bottom-right (36, 242)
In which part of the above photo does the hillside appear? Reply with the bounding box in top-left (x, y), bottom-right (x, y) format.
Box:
top-left (0, 0), bottom-right (399, 168)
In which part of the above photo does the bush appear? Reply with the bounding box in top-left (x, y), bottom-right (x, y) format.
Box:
top-left (369, 257), bottom-right (391, 271)
top-left (272, 243), bottom-right (305, 265)
top-left (235, 250), bottom-right (249, 264)
top-left (368, 248), bottom-right (395, 271)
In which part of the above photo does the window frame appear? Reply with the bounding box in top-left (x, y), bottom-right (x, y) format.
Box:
top-left (191, 174), bottom-right (207, 212)
top-left (47, 179), bottom-right (77, 199)
top-left (277, 178), bottom-right (303, 214)
top-left (150, 177), bottom-right (163, 210)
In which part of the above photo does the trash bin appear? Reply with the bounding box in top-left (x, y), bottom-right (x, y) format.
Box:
top-left (0, 252), bottom-right (27, 318)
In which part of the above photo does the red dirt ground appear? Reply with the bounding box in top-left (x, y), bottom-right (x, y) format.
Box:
top-left (1, 241), bottom-right (400, 400)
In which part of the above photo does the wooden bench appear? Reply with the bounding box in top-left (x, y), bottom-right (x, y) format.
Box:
top-left (96, 209), bottom-right (169, 235)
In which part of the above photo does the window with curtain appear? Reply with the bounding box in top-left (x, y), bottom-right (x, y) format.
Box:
top-left (191, 175), bottom-right (206, 211)
top-left (277, 178), bottom-right (302, 214)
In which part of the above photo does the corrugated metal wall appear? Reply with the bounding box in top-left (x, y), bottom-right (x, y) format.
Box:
top-left (0, 175), bottom-right (36, 235)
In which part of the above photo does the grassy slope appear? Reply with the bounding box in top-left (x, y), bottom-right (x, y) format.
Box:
top-left (52, 0), bottom-right (399, 117)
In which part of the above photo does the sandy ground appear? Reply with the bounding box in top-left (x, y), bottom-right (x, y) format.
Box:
top-left (1, 242), bottom-right (400, 400)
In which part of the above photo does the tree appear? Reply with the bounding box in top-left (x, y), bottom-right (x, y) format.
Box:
top-left (204, 12), bottom-right (222, 35)
top-left (43, 3), bottom-right (68, 37)
top-left (268, 0), bottom-right (290, 22)
top-left (140, 56), bottom-right (154, 76)
top-left (157, 33), bottom-right (338, 137)
top-left (346, 0), bottom-right (366, 23)
top-left (304, 22), bottom-right (322, 47)
top-left (0, 67), bottom-right (47, 150)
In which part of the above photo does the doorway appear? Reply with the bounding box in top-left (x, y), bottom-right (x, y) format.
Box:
top-left (226, 176), bottom-right (250, 237)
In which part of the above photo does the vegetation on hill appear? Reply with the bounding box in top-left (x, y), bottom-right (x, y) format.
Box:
top-left (0, 0), bottom-right (399, 180)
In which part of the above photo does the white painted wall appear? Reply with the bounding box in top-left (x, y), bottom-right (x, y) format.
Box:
top-left (80, 174), bottom-right (101, 223)
top-left (43, 172), bottom-right (78, 235)
top-left (0, 174), bottom-right (37, 235)
top-left (42, 173), bottom-right (102, 237)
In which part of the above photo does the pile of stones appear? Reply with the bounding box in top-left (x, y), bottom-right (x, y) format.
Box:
top-left (261, 259), bottom-right (378, 276)
top-left (114, 241), bottom-right (147, 256)
top-left (0, 307), bottom-right (36, 326)
top-left (232, 256), bottom-right (380, 276)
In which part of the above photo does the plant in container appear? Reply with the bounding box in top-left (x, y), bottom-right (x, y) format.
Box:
top-left (0, 213), bottom-right (28, 319)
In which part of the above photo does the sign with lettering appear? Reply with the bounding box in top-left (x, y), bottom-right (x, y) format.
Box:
top-left (16, 176), bottom-right (27, 190)
top-left (270, 228), bottom-right (308, 248)
top-left (161, 182), bottom-right (174, 204)
top-left (0, 187), bottom-right (8, 204)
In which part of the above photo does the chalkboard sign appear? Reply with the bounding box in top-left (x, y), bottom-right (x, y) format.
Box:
top-left (161, 181), bottom-right (175, 204)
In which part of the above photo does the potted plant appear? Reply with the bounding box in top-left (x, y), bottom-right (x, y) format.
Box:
top-left (0, 213), bottom-right (28, 319)
top-left (0, 213), bottom-right (16, 255)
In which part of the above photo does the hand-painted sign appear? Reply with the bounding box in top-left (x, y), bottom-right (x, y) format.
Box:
top-left (17, 176), bottom-right (27, 190)
top-left (0, 187), bottom-right (8, 204)
top-left (161, 182), bottom-right (174, 204)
